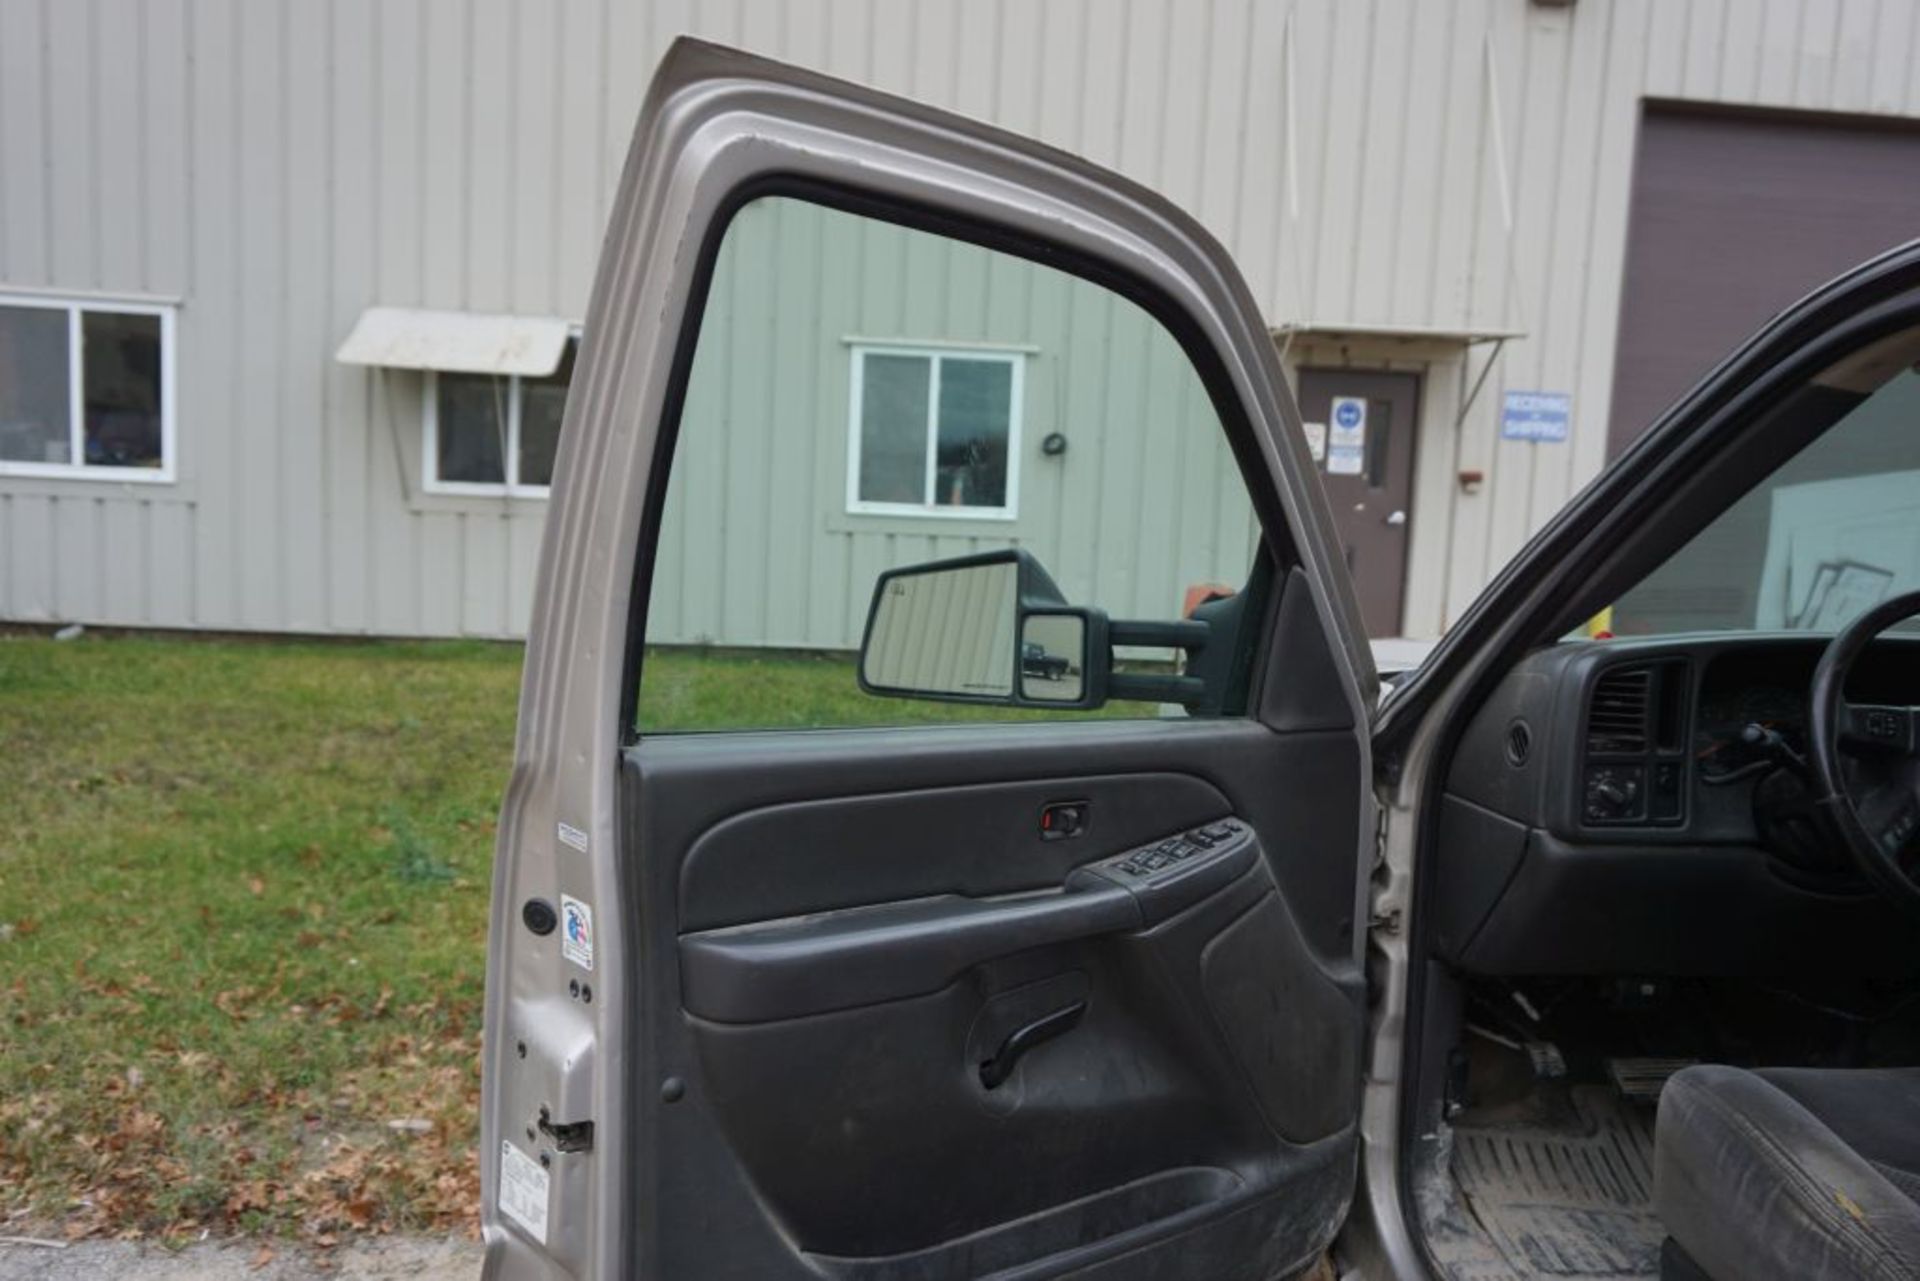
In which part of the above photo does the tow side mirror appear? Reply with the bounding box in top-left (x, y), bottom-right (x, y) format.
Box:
top-left (858, 550), bottom-right (1110, 709)
top-left (858, 548), bottom-right (1227, 711)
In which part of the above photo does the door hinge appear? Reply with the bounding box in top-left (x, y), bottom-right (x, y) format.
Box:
top-left (537, 1104), bottom-right (595, 1154)
top-left (1369, 905), bottom-right (1403, 935)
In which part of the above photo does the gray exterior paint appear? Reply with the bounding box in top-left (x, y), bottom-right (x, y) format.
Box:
top-left (5, 0), bottom-right (1920, 641)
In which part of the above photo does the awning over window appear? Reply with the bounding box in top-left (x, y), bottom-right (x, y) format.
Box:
top-left (1271, 321), bottom-right (1525, 346)
top-left (334, 307), bottom-right (572, 376)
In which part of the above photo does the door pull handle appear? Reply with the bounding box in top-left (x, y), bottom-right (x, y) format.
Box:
top-left (979, 1000), bottom-right (1087, 1089)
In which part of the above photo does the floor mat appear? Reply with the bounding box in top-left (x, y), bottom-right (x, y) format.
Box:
top-left (1436, 1085), bottom-right (1664, 1280)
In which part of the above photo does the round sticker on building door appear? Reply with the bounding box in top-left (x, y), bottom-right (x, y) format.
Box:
top-left (560, 895), bottom-right (594, 971)
top-left (1329, 396), bottom-right (1367, 447)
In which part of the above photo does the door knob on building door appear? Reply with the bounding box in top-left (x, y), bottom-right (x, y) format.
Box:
top-left (1385, 510), bottom-right (1407, 527)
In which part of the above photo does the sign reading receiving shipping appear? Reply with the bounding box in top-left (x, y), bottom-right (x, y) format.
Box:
top-left (1502, 390), bottom-right (1571, 442)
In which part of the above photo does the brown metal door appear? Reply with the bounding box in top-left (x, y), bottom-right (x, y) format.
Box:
top-left (1610, 105), bottom-right (1920, 456)
top-left (1295, 369), bottom-right (1418, 637)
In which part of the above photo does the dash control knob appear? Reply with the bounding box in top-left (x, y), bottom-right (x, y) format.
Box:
top-left (1583, 766), bottom-right (1644, 823)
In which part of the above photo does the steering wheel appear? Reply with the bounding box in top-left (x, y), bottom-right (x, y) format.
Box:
top-left (1809, 589), bottom-right (1920, 918)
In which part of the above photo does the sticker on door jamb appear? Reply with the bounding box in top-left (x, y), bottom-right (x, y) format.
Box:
top-left (560, 895), bottom-right (594, 972)
top-left (499, 1139), bottom-right (550, 1244)
top-left (556, 821), bottom-right (589, 853)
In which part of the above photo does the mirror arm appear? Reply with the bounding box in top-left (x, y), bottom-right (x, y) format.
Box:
top-left (1103, 617), bottom-right (1212, 708)
top-left (1108, 619), bottom-right (1209, 650)
top-left (1108, 672), bottom-right (1209, 703)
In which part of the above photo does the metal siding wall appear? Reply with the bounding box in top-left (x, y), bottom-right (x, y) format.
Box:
top-left (3, 0), bottom-right (1920, 638)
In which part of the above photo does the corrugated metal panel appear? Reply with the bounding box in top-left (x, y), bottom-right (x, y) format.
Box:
top-left (2, 0), bottom-right (1919, 640)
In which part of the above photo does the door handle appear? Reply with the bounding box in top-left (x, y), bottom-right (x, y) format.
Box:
top-left (980, 1000), bottom-right (1087, 1089)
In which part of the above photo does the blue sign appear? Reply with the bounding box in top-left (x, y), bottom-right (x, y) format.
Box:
top-left (1501, 390), bottom-right (1571, 442)
top-left (1334, 399), bottom-right (1363, 430)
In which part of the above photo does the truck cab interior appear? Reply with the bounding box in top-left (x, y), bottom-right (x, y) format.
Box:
top-left (1399, 323), bottom-right (1920, 1281)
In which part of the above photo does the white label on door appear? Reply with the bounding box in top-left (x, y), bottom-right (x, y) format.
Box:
top-left (560, 895), bottom-right (594, 971)
top-left (499, 1140), bottom-right (550, 1244)
top-left (1326, 443), bottom-right (1364, 476)
top-left (1329, 396), bottom-right (1368, 447)
top-left (1302, 420), bottom-right (1327, 462)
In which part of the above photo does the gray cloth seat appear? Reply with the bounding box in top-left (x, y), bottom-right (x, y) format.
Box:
top-left (1655, 1063), bottom-right (1920, 1280)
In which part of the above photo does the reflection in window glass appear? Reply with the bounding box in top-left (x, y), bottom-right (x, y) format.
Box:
top-left (935, 358), bottom-right (1011, 508)
top-left (436, 374), bottom-right (509, 484)
top-left (1364, 401), bottom-right (1392, 489)
top-left (1614, 362), bottom-right (1920, 636)
top-left (82, 311), bottom-right (164, 468)
top-left (0, 305), bottom-right (74, 465)
top-left (518, 339), bottom-right (576, 488)
top-left (853, 349), bottom-right (1017, 513)
top-left (857, 353), bottom-right (931, 504)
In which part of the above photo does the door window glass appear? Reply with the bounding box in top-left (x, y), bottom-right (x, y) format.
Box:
top-left (638, 195), bottom-right (1264, 732)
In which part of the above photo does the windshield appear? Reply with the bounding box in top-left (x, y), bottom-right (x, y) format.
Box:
top-left (1610, 348), bottom-right (1920, 638)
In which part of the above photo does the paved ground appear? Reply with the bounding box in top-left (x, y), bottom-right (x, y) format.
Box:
top-left (0, 1235), bottom-right (480, 1280)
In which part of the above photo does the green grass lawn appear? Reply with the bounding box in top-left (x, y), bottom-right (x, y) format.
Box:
top-left (1, 633), bottom-right (519, 1241)
top-left (0, 632), bottom-right (1145, 1242)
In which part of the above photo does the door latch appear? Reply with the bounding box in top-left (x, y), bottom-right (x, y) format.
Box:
top-left (537, 1104), bottom-right (595, 1153)
top-left (980, 1000), bottom-right (1087, 1089)
top-left (1039, 801), bottom-right (1089, 840)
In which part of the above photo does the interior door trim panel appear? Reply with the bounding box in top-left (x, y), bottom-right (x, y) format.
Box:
top-left (648, 718), bottom-right (1366, 959)
top-left (621, 718), bottom-right (1365, 1278)
top-left (678, 771), bottom-right (1236, 933)
top-left (679, 822), bottom-right (1259, 1022)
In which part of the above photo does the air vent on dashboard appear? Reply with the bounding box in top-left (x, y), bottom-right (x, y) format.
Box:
top-left (1587, 667), bottom-right (1653, 755)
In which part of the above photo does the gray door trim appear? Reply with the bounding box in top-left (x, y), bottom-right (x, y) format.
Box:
top-left (481, 38), bottom-right (1375, 1278)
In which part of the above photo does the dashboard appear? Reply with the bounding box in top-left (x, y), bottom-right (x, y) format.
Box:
top-left (1431, 633), bottom-right (1920, 978)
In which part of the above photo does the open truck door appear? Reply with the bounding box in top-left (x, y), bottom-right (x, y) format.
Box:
top-left (482, 40), bottom-right (1378, 1280)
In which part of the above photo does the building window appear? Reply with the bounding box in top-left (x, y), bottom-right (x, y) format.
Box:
top-left (423, 336), bottom-right (577, 495)
top-left (847, 345), bottom-right (1023, 518)
top-left (0, 295), bottom-right (174, 481)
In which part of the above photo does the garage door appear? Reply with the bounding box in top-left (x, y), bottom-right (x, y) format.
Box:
top-left (1609, 105), bottom-right (1920, 456)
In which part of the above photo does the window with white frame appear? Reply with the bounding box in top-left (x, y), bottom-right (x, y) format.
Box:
top-left (847, 345), bottom-right (1023, 518)
top-left (0, 295), bottom-right (174, 480)
top-left (424, 336), bottom-right (577, 495)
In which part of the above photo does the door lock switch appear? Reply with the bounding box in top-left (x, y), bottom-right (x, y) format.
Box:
top-left (1088, 819), bottom-right (1246, 885)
